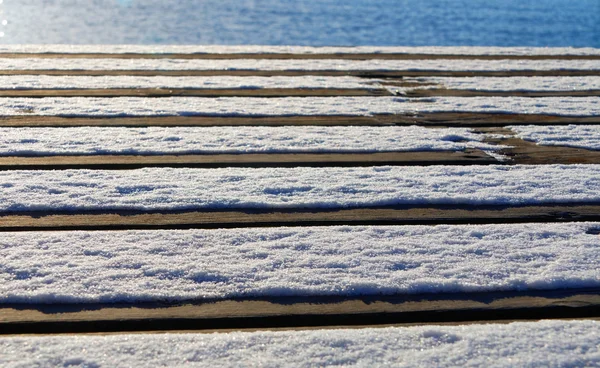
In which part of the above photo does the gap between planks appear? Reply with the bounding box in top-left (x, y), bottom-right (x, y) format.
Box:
top-left (1, 114), bottom-right (599, 127)
top-left (1, 53), bottom-right (599, 60)
top-left (1, 288), bottom-right (598, 335)
top-left (0, 204), bottom-right (599, 231)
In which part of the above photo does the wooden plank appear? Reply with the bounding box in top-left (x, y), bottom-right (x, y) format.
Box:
top-left (0, 205), bottom-right (598, 231)
top-left (0, 53), bottom-right (598, 60)
top-left (0, 88), bottom-right (393, 98)
top-left (0, 150), bottom-right (497, 170)
top-left (397, 89), bottom-right (600, 98)
top-left (488, 135), bottom-right (600, 165)
top-left (1, 114), bottom-right (599, 128)
top-left (1, 288), bottom-right (598, 335)
top-left (0, 70), bottom-right (599, 77)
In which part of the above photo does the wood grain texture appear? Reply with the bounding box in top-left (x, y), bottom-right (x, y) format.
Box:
top-left (1, 114), bottom-right (598, 127)
top-left (0, 205), bottom-right (598, 231)
top-left (1, 288), bottom-right (598, 334)
top-left (0, 150), bottom-right (496, 170)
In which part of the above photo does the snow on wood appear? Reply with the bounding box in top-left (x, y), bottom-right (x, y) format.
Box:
top-left (0, 223), bottom-right (599, 303)
top-left (0, 96), bottom-right (598, 116)
top-left (510, 125), bottom-right (600, 150)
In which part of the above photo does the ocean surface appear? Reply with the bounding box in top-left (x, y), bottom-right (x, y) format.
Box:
top-left (1, 0), bottom-right (599, 46)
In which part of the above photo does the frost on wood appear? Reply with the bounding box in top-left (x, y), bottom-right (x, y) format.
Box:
top-left (0, 223), bottom-right (599, 303)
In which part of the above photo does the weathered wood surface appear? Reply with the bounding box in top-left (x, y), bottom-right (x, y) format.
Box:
top-left (0, 204), bottom-right (598, 231)
top-left (1, 114), bottom-right (599, 127)
top-left (0, 150), bottom-right (496, 170)
top-left (1, 52), bottom-right (599, 60)
top-left (1, 288), bottom-right (598, 334)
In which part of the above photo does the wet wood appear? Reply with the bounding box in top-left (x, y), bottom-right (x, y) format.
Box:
top-left (1, 288), bottom-right (598, 335)
top-left (0, 87), bottom-right (392, 98)
top-left (1, 113), bottom-right (599, 128)
top-left (1, 70), bottom-right (599, 77)
top-left (0, 53), bottom-right (599, 60)
top-left (0, 204), bottom-right (599, 231)
top-left (398, 89), bottom-right (600, 98)
top-left (0, 150), bottom-right (496, 170)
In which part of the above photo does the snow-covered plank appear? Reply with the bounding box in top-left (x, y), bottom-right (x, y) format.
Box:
top-left (0, 58), bottom-right (596, 72)
top-left (0, 223), bottom-right (599, 303)
top-left (0, 126), bottom-right (499, 156)
top-left (1, 45), bottom-right (599, 56)
top-left (0, 165), bottom-right (598, 213)
top-left (0, 75), bottom-right (384, 89)
top-left (0, 96), bottom-right (598, 117)
top-left (396, 76), bottom-right (600, 92)
top-left (509, 125), bottom-right (600, 151)
top-left (2, 321), bottom-right (597, 367)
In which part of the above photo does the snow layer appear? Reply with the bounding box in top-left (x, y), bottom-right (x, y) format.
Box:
top-left (0, 58), bottom-right (598, 71)
top-left (0, 165), bottom-right (599, 213)
top-left (0, 126), bottom-right (500, 156)
top-left (0, 75), bottom-right (383, 90)
top-left (1, 45), bottom-right (599, 56)
top-left (510, 125), bottom-right (600, 150)
top-left (1, 96), bottom-right (599, 116)
top-left (1, 321), bottom-right (598, 367)
top-left (1, 223), bottom-right (599, 303)
top-left (396, 76), bottom-right (600, 92)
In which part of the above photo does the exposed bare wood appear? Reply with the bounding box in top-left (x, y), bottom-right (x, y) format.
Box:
top-left (0, 204), bottom-right (598, 231)
top-left (0, 88), bottom-right (393, 98)
top-left (1, 288), bottom-right (598, 335)
top-left (0, 150), bottom-right (496, 170)
top-left (397, 89), bottom-right (600, 98)
top-left (0, 53), bottom-right (598, 60)
top-left (0, 70), bottom-right (599, 77)
top-left (1, 114), bottom-right (599, 128)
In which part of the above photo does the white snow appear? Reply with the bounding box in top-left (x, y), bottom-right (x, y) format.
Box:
top-left (0, 165), bottom-right (598, 213)
top-left (0, 75), bottom-right (383, 90)
top-left (510, 125), bottom-right (600, 150)
top-left (0, 96), bottom-right (599, 116)
top-left (1, 45), bottom-right (599, 56)
top-left (395, 76), bottom-right (600, 92)
top-left (0, 58), bottom-right (598, 71)
top-left (1, 222), bottom-right (599, 303)
top-left (0, 126), bottom-right (501, 156)
top-left (1, 321), bottom-right (598, 367)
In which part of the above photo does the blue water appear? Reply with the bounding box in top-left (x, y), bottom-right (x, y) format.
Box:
top-left (2, 0), bottom-right (599, 46)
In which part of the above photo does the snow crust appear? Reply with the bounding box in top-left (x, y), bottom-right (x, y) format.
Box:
top-left (1, 96), bottom-right (599, 116)
top-left (1, 321), bottom-right (598, 367)
top-left (0, 58), bottom-right (598, 71)
top-left (1, 45), bottom-right (599, 55)
top-left (1, 223), bottom-right (599, 303)
top-left (0, 75), bottom-right (382, 90)
top-left (0, 165), bottom-right (599, 213)
top-left (0, 126), bottom-right (500, 156)
top-left (510, 125), bottom-right (600, 150)
top-left (396, 76), bottom-right (600, 92)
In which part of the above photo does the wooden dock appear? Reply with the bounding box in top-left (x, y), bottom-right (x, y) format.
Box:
top-left (0, 49), bottom-right (599, 337)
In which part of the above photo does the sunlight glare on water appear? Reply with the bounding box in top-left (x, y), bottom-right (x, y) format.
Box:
top-left (0, 0), bottom-right (598, 46)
